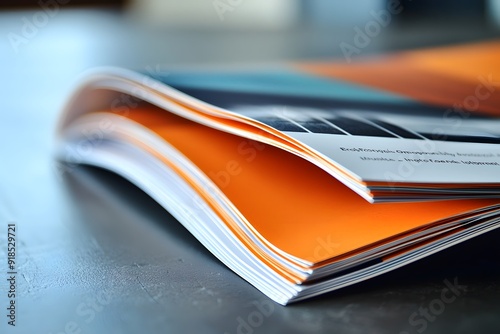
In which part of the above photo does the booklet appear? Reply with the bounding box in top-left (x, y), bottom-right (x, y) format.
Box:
top-left (55, 40), bottom-right (500, 305)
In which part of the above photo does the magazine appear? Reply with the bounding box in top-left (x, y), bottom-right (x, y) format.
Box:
top-left (55, 40), bottom-right (500, 305)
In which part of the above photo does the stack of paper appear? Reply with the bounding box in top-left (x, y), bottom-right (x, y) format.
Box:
top-left (56, 41), bottom-right (500, 304)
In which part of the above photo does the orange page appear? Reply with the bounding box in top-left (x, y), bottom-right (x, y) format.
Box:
top-left (117, 106), bottom-right (500, 264)
top-left (297, 40), bottom-right (500, 117)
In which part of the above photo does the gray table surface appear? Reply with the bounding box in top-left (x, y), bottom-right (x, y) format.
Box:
top-left (1, 8), bottom-right (500, 334)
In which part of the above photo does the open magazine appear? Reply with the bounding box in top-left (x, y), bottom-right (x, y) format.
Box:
top-left (56, 41), bottom-right (500, 305)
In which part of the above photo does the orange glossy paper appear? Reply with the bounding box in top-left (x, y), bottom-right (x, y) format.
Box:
top-left (120, 108), bottom-right (499, 264)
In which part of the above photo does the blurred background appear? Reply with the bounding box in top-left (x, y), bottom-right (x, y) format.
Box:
top-left (2, 0), bottom-right (500, 118)
top-left (1, 0), bottom-right (500, 133)
top-left (1, 1), bottom-right (500, 334)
